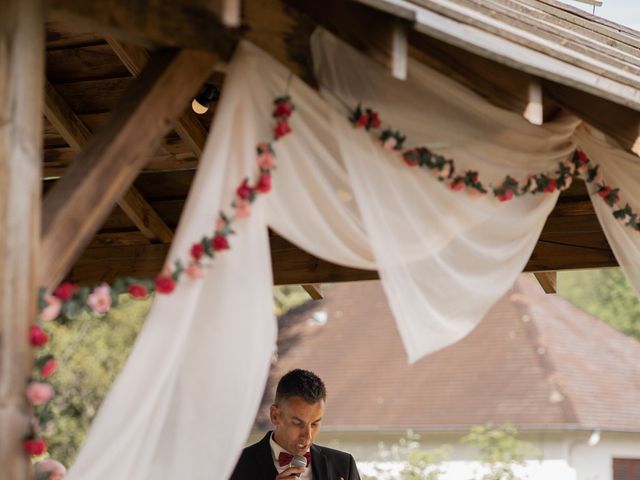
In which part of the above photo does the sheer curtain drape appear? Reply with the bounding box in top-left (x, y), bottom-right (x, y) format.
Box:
top-left (67, 31), bottom-right (640, 480)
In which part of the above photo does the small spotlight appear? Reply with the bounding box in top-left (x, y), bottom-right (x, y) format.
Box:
top-left (191, 83), bottom-right (220, 114)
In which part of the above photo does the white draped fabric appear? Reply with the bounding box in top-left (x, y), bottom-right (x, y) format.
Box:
top-left (67, 30), bottom-right (640, 480)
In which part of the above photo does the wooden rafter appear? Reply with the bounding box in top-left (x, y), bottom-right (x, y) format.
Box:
top-left (40, 48), bottom-right (217, 288)
top-left (0, 0), bottom-right (44, 477)
top-left (302, 284), bottom-right (324, 300)
top-left (534, 271), bottom-right (557, 294)
top-left (44, 80), bottom-right (174, 244)
top-left (106, 37), bottom-right (208, 156)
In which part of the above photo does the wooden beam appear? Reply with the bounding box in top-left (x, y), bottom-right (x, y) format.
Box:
top-left (545, 81), bottom-right (640, 155)
top-left (534, 271), bottom-right (557, 294)
top-left (0, 0), bottom-right (44, 478)
top-left (45, 0), bottom-right (239, 55)
top-left (286, 0), bottom-right (413, 79)
top-left (106, 38), bottom-right (208, 156)
top-left (302, 284), bottom-right (324, 300)
top-left (65, 217), bottom-right (617, 286)
top-left (40, 48), bottom-right (217, 288)
top-left (44, 80), bottom-right (174, 243)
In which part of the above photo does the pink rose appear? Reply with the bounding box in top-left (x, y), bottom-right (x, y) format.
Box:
top-left (449, 179), bottom-right (464, 192)
top-left (383, 137), bottom-right (397, 150)
top-left (214, 217), bottom-right (226, 231)
top-left (437, 163), bottom-right (452, 179)
top-left (257, 142), bottom-right (271, 154)
top-left (467, 188), bottom-right (486, 199)
top-left (560, 176), bottom-right (573, 191)
top-left (26, 382), bottom-right (54, 406)
top-left (235, 198), bottom-right (251, 219)
top-left (185, 263), bottom-right (205, 280)
top-left (40, 295), bottom-right (62, 322)
top-left (257, 152), bottom-right (274, 169)
top-left (40, 359), bottom-right (58, 378)
top-left (563, 159), bottom-right (576, 174)
top-left (35, 459), bottom-right (66, 480)
top-left (87, 284), bottom-right (112, 314)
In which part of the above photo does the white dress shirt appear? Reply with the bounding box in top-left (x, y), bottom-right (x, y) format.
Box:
top-left (270, 434), bottom-right (313, 480)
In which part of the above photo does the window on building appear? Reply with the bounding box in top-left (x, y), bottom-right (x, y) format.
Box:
top-left (614, 458), bottom-right (640, 480)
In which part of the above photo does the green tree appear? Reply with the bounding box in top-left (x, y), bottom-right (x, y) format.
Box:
top-left (43, 296), bottom-right (150, 466)
top-left (558, 268), bottom-right (640, 341)
top-left (462, 423), bottom-right (540, 480)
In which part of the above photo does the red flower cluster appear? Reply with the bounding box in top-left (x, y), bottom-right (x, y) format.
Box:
top-left (53, 282), bottom-right (78, 301)
top-left (28, 325), bottom-right (48, 347)
top-left (128, 284), bottom-right (148, 298)
top-left (23, 438), bottom-right (47, 456)
top-left (40, 359), bottom-right (57, 378)
top-left (273, 96), bottom-right (294, 140)
top-left (154, 274), bottom-right (176, 295)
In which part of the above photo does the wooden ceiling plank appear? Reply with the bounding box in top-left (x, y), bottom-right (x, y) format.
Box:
top-left (106, 38), bottom-right (208, 156)
top-left (40, 48), bottom-right (217, 288)
top-left (45, 0), bottom-right (239, 55)
top-left (533, 271), bottom-right (557, 294)
top-left (44, 80), bottom-right (174, 243)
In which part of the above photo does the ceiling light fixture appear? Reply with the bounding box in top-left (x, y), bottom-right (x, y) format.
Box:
top-left (191, 83), bottom-right (220, 115)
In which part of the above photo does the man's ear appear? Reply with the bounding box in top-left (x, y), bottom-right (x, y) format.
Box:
top-left (270, 404), bottom-right (280, 426)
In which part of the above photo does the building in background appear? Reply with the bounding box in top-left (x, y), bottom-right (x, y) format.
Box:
top-left (249, 277), bottom-right (640, 480)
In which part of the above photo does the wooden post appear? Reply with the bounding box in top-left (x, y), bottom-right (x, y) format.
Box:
top-left (0, 0), bottom-right (44, 478)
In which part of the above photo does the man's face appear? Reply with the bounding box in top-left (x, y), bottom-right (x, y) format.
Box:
top-left (270, 396), bottom-right (325, 455)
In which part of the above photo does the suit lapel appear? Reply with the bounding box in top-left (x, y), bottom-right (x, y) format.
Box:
top-left (257, 432), bottom-right (278, 480)
top-left (311, 444), bottom-right (330, 480)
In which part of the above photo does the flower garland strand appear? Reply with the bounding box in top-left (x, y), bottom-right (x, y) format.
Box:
top-left (350, 104), bottom-right (639, 232)
top-left (24, 95), bottom-right (296, 465)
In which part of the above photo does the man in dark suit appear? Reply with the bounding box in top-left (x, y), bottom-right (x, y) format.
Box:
top-left (230, 369), bottom-right (361, 480)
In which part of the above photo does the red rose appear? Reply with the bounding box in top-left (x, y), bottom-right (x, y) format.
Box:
top-left (449, 179), bottom-right (465, 192)
top-left (369, 112), bottom-right (381, 129)
top-left (356, 114), bottom-right (369, 128)
top-left (53, 282), bottom-right (78, 301)
top-left (28, 325), bottom-right (49, 347)
top-left (497, 190), bottom-right (514, 202)
top-left (212, 235), bottom-right (229, 252)
top-left (543, 179), bottom-right (557, 193)
top-left (236, 179), bottom-right (252, 200)
top-left (154, 275), bottom-right (176, 295)
top-left (128, 284), bottom-right (148, 299)
top-left (576, 150), bottom-right (588, 165)
top-left (256, 173), bottom-right (271, 194)
top-left (598, 186), bottom-right (611, 198)
top-left (23, 438), bottom-right (47, 456)
top-left (190, 242), bottom-right (204, 260)
top-left (403, 155), bottom-right (419, 167)
top-left (274, 120), bottom-right (292, 139)
top-left (40, 359), bottom-right (57, 378)
top-left (273, 102), bottom-right (292, 118)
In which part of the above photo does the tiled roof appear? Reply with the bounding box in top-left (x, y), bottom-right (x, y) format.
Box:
top-left (257, 276), bottom-right (640, 432)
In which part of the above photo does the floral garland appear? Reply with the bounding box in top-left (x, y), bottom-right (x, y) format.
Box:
top-left (350, 104), bottom-right (640, 231)
top-left (24, 95), bottom-right (296, 467)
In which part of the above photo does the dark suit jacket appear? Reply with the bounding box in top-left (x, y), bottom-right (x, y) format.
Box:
top-left (229, 432), bottom-right (361, 480)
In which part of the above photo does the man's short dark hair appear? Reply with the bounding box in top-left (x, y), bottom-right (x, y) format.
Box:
top-left (275, 369), bottom-right (326, 405)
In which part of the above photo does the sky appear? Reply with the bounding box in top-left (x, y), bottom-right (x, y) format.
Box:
top-left (563, 0), bottom-right (640, 30)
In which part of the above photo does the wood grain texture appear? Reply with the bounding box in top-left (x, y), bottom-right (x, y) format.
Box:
top-left (534, 271), bottom-right (557, 294)
top-left (40, 48), bottom-right (217, 288)
top-left (45, 79), bottom-right (174, 243)
top-left (0, 1), bottom-right (44, 477)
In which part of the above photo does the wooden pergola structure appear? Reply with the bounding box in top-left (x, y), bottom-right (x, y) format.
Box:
top-left (2, 0), bottom-right (638, 477)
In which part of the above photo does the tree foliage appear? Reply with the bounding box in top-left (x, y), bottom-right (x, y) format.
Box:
top-left (558, 268), bottom-right (640, 341)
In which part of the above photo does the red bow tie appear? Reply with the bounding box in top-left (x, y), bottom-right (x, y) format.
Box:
top-left (278, 451), bottom-right (311, 468)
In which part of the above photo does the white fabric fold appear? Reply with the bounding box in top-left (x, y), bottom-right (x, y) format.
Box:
top-left (67, 30), bottom-right (640, 480)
